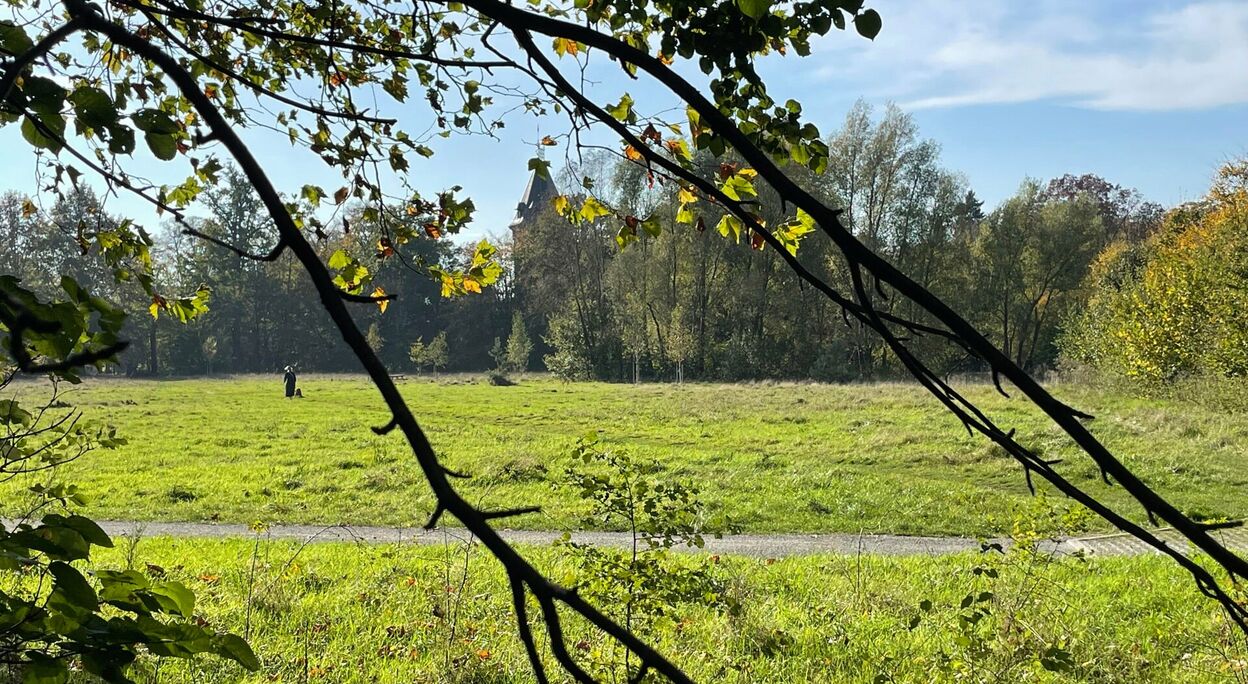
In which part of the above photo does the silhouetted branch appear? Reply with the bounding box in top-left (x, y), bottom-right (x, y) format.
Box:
top-left (181, 228), bottom-right (286, 261)
top-left (338, 290), bottom-right (397, 304)
top-left (467, 0), bottom-right (1248, 633)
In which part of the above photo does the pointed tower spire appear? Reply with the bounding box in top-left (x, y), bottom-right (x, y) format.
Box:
top-left (509, 151), bottom-right (558, 231)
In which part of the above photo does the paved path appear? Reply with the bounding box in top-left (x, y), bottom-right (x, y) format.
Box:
top-left (39, 519), bottom-right (1248, 558)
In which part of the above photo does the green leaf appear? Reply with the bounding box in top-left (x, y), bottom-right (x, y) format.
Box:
top-left (69, 87), bottom-right (117, 129)
top-left (716, 215), bottom-right (743, 242)
top-left (736, 0), bottom-right (769, 20)
top-left (527, 156), bottom-right (551, 181)
top-left (214, 633), bottom-right (261, 670)
top-left (146, 581), bottom-right (195, 617)
top-left (145, 132), bottom-right (177, 161)
top-left (855, 9), bottom-right (882, 40)
top-left (641, 215), bottom-right (662, 238)
top-left (21, 656), bottom-right (68, 684)
top-left (0, 399), bottom-right (33, 426)
top-left (605, 94), bottom-right (635, 123)
top-left (108, 125), bottom-right (135, 155)
top-left (21, 116), bottom-right (61, 152)
top-left (0, 21), bottom-right (34, 56)
top-left (48, 561), bottom-right (99, 614)
top-left (327, 249), bottom-right (351, 269)
top-left (579, 197), bottom-right (611, 222)
top-left (44, 514), bottom-right (112, 548)
top-left (131, 108), bottom-right (179, 134)
top-left (300, 184), bottom-right (325, 206)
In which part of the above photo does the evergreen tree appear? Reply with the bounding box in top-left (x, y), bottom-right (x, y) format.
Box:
top-left (505, 312), bottom-right (532, 373)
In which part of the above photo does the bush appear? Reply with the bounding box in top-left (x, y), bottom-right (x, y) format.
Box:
top-left (485, 371), bottom-right (515, 386)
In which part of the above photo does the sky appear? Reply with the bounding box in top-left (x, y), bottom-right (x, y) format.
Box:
top-left (1, 0), bottom-right (1246, 244)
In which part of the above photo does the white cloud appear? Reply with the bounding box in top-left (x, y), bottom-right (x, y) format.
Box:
top-left (807, 0), bottom-right (1248, 111)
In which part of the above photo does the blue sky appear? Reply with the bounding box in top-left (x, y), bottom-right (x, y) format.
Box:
top-left (2, 0), bottom-right (1246, 244)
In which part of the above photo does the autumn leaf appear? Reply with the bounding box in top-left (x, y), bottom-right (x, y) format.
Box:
top-left (718, 162), bottom-right (740, 180)
top-left (372, 286), bottom-right (390, 313)
top-left (552, 37), bottom-right (579, 57)
top-left (579, 197), bottom-right (611, 222)
top-left (540, 135), bottom-right (557, 146)
top-left (678, 187), bottom-right (698, 204)
top-left (476, 649), bottom-right (491, 660)
top-left (657, 52), bottom-right (674, 66)
top-left (641, 123), bottom-right (662, 144)
top-left (552, 194), bottom-right (570, 215)
top-left (376, 237), bottom-right (395, 258)
top-left (664, 138), bottom-right (691, 161)
top-left (334, 186), bottom-right (350, 205)
top-left (624, 145), bottom-right (643, 162)
top-left (751, 230), bottom-right (766, 250)
top-left (21, 198), bottom-right (37, 218)
top-left (462, 278), bottom-right (482, 294)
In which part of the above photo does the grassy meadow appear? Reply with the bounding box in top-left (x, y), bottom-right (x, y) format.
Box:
top-left (5, 375), bottom-right (1247, 536)
top-left (49, 535), bottom-right (1243, 683)
top-left (5, 374), bottom-right (1248, 682)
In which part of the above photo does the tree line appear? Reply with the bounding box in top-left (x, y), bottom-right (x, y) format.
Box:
top-left (10, 103), bottom-right (1238, 386)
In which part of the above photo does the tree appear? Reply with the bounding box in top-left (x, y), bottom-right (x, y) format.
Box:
top-left (489, 336), bottom-right (507, 371)
top-left (665, 303), bottom-right (695, 383)
top-left (408, 337), bottom-right (428, 372)
top-left (426, 331), bottom-right (450, 375)
top-left (1062, 160), bottom-right (1248, 382)
top-left (970, 181), bottom-right (1105, 370)
top-left (1041, 173), bottom-right (1164, 244)
top-left (4, 0), bottom-right (1245, 679)
top-left (504, 311), bottom-right (532, 373)
top-left (202, 335), bottom-right (218, 375)
top-left (366, 321), bottom-right (385, 354)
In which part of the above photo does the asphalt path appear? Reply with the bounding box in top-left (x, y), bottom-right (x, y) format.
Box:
top-left (26, 519), bottom-right (1246, 558)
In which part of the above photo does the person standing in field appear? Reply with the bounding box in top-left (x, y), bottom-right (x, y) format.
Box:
top-left (283, 365), bottom-right (297, 398)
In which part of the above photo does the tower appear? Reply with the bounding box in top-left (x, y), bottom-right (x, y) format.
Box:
top-left (508, 167), bottom-right (558, 234)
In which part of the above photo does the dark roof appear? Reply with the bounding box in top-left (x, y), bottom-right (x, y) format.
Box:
top-left (509, 169), bottom-right (558, 229)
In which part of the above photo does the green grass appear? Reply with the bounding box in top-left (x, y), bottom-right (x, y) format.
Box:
top-left (6, 375), bottom-right (1248, 536)
top-left (67, 535), bottom-right (1247, 683)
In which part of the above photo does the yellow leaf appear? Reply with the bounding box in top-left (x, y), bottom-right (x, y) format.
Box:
top-left (579, 197), bottom-right (611, 222)
top-left (553, 37), bottom-right (579, 57)
top-left (372, 286), bottom-right (389, 314)
top-left (463, 278), bottom-right (482, 294)
top-left (678, 187), bottom-right (698, 204)
top-left (21, 199), bottom-right (37, 218)
top-left (553, 195), bottom-right (569, 215)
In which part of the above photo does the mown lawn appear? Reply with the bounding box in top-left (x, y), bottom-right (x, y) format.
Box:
top-left (73, 535), bottom-right (1247, 683)
top-left (5, 376), bottom-right (1247, 536)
